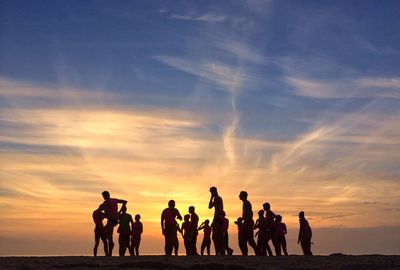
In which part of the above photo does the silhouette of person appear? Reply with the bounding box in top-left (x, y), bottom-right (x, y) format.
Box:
top-left (198, 219), bottom-right (211, 255)
top-left (239, 191), bottom-right (257, 255)
top-left (181, 214), bottom-right (192, 255)
top-left (117, 205), bottom-right (133, 256)
top-left (274, 215), bottom-right (288, 256)
top-left (174, 222), bottom-right (181, 256)
top-left (92, 204), bottom-right (108, 256)
top-left (188, 206), bottom-right (199, 255)
top-left (102, 191), bottom-right (127, 256)
top-left (298, 211), bottom-right (313, 255)
top-left (222, 211), bottom-right (233, 255)
top-left (234, 217), bottom-right (246, 255)
top-left (161, 200), bottom-right (182, 256)
top-left (208, 186), bottom-right (229, 255)
top-left (131, 214), bottom-right (143, 256)
top-left (263, 202), bottom-right (276, 256)
top-left (254, 209), bottom-right (267, 255)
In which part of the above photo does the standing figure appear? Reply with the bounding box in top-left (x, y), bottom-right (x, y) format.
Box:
top-left (92, 204), bottom-right (108, 256)
top-left (198, 219), bottom-right (212, 255)
top-left (263, 202), bottom-right (276, 256)
top-left (222, 211), bottom-right (233, 255)
top-left (131, 214), bottom-right (143, 256)
top-left (189, 206), bottom-right (199, 255)
top-left (274, 215), bottom-right (288, 256)
top-left (234, 217), bottom-right (246, 255)
top-left (239, 191), bottom-right (257, 255)
top-left (181, 214), bottom-right (192, 255)
top-left (254, 210), bottom-right (267, 255)
top-left (208, 186), bottom-right (233, 255)
top-left (298, 211), bottom-right (313, 255)
top-left (161, 200), bottom-right (182, 256)
top-left (117, 205), bottom-right (133, 256)
top-left (102, 191), bottom-right (127, 256)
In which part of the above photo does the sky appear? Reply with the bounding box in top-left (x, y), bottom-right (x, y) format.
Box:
top-left (0, 0), bottom-right (399, 255)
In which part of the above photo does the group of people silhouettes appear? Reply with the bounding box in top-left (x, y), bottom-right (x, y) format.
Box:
top-left (92, 191), bottom-right (142, 256)
top-left (93, 188), bottom-right (313, 257)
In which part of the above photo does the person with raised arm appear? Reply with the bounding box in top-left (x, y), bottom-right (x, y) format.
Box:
top-left (208, 186), bottom-right (233, 255)
top-left (198, 219), bottom-right (212, 255)
top-left (101, 191), bottom-right (127, 256)
top-left (161, 200), bottom-right (182, 256)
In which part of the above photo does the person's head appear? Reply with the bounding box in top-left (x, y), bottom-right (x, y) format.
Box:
top-left (205, 219), bottom-right (210, 225)
top-left (263, 202), bottom-right (270, 211)
top-left (239, 191), bottom-right (248, 201)
top-left (168, 200), bottom-right (175, 208)
top-left (299, 211), bottom-right (305, 219)
top-left (102, 191), bottom-right (110, 200)
top-left (189, 206), bottom-right (195, 214)
top-left (276, 215), bottom-right (282, 222)
top-left (210, 186), bottom-right (218, 196)
top-left (258, 209), bottom-right (264, 217)
top-left (184, 214), bottom-right (190, 221)
top-left (120, 205), bottom-right (127, 213)
top-left (135, 214), bottom-right (141, 222)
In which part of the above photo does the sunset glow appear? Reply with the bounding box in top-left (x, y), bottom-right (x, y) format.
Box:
top-left (1, 0), bottom-right (399, 255)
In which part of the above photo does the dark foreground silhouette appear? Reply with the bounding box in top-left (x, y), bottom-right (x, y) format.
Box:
top-left (2, 255), bottom-right (399, 270)
top-left (94, 188), bottom-right (314, 257)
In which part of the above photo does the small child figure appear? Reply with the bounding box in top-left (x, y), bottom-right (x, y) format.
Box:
top-left (181, 214), bottom-right (192, 255)
top-left (234, 217), bottom-right (246, 255)
top-left (274, 215), bottom-right (288, 256)
top-left (254, 210), bottom-right (267, 255)
top-left (130, 214), bottom-right (143, 256)
top-left (198, 219), bottom-right (211, 255)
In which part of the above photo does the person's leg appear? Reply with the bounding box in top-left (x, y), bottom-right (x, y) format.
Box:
top-left (201, 239), bottom-right (206, 256)
top-left (93, 232), bottom-right (100, 256)
top-left (282, 236), bottom-right (288, 255)
top-left (101, 234), bottom-right (108, 256)
top-left (275, 237), bottom-right (282, 256)
top-left (108, 226), bottom-right (115, 256)
top-left (239, 238), bottom-right (248, 256)
top-left (306, 238), bottom-right (312, 255)
top-left (136, 236), bottom-right (141, 256)
top-left (206, 241), bottom-right (211, 255)
top-left (301, 239), bottom-right (307, 255)
top-left (265, 234), bottom-right (273, 256)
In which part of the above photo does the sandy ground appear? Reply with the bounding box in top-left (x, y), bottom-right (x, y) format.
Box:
top-left (1, 255), bottom-right (399, 270)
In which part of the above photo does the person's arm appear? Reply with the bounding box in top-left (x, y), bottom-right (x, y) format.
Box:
top-left (176, 209), bottom-right (182, 221)
top-left (139, 222), bottom-right (143, 235)
top-left (161, 211), bottom-right (165, 235)
top-left (198, 224), bottom-right (204, 231)
top-left (116, 199), bottom-right (127, 205)
top-left (254, 219), bottom-right (259, 230)
top-left (283, 223), bottom-right (287, 235)
top-left (297, 222), bottom-right (302, 244)
top-left (208, 195), bottom-right (214, 209)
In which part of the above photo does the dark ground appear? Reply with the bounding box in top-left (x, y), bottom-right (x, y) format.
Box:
top-left (1, 255), bottom-right (399, 270)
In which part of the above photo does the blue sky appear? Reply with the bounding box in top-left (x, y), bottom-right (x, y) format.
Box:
top-left (1, 0), bottom-right (400, 255)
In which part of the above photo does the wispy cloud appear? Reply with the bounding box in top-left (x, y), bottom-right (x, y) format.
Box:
top-left (170, 13), bottom-right (227, 23)
top-left (287, 76), bottom-right (400, 99)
